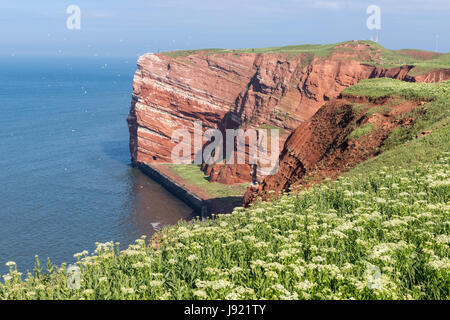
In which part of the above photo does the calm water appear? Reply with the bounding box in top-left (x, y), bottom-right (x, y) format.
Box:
top-left (0, 57), bottom-right (194, 276)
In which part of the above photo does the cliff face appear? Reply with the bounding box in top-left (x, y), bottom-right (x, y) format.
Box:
top-left (127, 52), bottom-right (256, 165)
top-left (127, 42), bottom-right (447, 185)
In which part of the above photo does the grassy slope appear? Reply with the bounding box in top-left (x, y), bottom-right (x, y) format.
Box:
top-left (361, 42), bottom-right (450, 75)
top-left (1, 154), bottom-right (448, 299)
top-left (343, 79), bottom-right (450, 175)
top-left (1, 78), bottom-right (449, 300)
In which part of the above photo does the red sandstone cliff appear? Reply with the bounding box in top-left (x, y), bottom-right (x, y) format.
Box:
top-left (242, 95), bottom-right (422, 206)
top-left (127, 42), bottom-right (448, 186)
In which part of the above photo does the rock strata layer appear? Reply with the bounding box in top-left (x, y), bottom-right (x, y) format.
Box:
top-left (127, 43), bottom-right (448, 185)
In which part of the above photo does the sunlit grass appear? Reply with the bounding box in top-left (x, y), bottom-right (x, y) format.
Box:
top-left (1, 152), bottom-right (448, 300)
top-left (344, 78), bottom-right (450, 156)
top-left (343, 79), bottom-right (450, 100)
top-left (348, 123), bottom-right (375, 140)
top-left (163, 164), bottom-right (248, 198)
top-left (161, 41), bottom-right (449, 76)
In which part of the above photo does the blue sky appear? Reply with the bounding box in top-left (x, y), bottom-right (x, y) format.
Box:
top-left (1, 0), bottom-right (449, 57)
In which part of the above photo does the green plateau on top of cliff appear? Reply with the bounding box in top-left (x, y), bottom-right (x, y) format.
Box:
top-left (160, 40), bottom-right (450, 76)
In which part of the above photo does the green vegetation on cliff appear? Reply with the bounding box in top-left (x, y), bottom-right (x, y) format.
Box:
top-left (348, 123), bottom-right (375, 140)
top-left (163, 164), bottom-right (248, 198)
top-left (1, 78), bottom-right (449, 301)
top-left (343, 79), bottom-right (450, 173)
top-left (161, 41), bottom-right (449, 76)
top-left (1, 152), bottom-right (448, 299)
top-left (343, 78), bottom-right (450, 100)
top-left (361, 41), bottom-right (450, 75)
top-left (160, 43), bottom-right (337, 59)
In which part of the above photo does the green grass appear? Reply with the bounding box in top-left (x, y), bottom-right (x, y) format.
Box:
top-left (163, 164), bottom-right (248, 198)
top-left (358, 41), bottom-right (450, 75)
top-left (343, 78), bottom-right (450, 156)
top-left (161, 41), bottom-right (450, 76)
top-left (348, 123), bottom-right (375, 140)
top-left (1, 152), bottom-right (448, 299)
top-left (351, 103), bottom-right (367, 113)
top-left (365, 105), bottom-right (391, 116)
top-left (160, 43), bottom-right (341, 59)
top-left (161, 40), bottom-right (392, 60)
top-left (233, 43), bottom-right (339, 58)
top-left (347, 125), bottom-right (450, 178)
top-left (343, 78), bottom-right (450, 100)
top-left (160, 48), bottom-right (228, 58)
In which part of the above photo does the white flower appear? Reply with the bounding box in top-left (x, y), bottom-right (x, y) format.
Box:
top-left (193, 290), bottom-right (208, 298)
top-left (2, 275), bottom-right (12, 282)
top-left (280, 292), bottom-right (299, 300)
top-left (265, 271), bottom-right (279, 279)
top-left (229, 266), bottom-right (243, 274)
top-left (436, 234), bottom-right (450, 244)
top-left (428, 258), bottom-right (450, 270)
top-left (296, 280), bottom-right (314, 291)
top-left (132, 262), bottom-right (145, 268)
top-left (5, 261), bottom-right (16, 267)
top-left (149, 280), bottom-right (163, 287)
top-left (121, 287), bottom-right (135, 295)
top-left (211, 279), bottom-right (232, 290)
top-left (331, 230), bottom-right (348, 239)
top-left (187, 254), bottom-right (197, 261)
top-left (376, 197), bottom-right (386, 204)
top-left (226, 292), bottom-right (240, 300)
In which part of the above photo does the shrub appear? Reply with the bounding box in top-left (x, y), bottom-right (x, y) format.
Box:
top-left (348, 123), bottom-right (375, 140)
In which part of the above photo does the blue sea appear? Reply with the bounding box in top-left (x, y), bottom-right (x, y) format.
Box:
top-left (0, 56), bottom-right (193, 276)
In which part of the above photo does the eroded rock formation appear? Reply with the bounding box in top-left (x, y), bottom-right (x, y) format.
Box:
top-left (127, 42), bottom-right (448, 186)
top-left (243, 95), bottom-right (421, 206)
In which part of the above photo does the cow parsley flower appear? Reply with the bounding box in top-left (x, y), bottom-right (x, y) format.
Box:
top-left (5, 261), bottom-right (16, 267)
